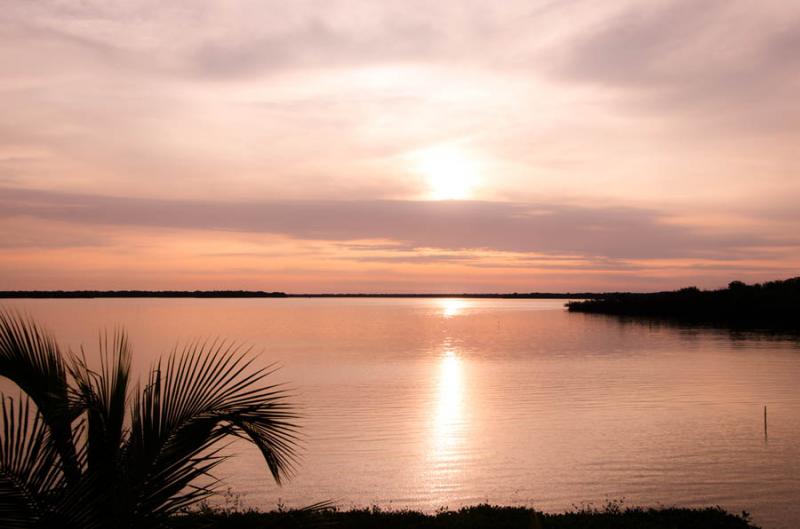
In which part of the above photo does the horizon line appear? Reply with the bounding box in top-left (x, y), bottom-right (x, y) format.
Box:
top-left (0, 289), bottom-right (606, 299)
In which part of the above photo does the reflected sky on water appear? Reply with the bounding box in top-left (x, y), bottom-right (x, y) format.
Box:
top-left (2, 298), bottom-right (799, 528)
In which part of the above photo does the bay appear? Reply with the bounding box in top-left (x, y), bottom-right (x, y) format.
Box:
top-left (2, 298), bottom-right (798, 528)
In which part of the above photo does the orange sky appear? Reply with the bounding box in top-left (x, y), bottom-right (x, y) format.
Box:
top-left (1, 1), bottom-right (799, 292)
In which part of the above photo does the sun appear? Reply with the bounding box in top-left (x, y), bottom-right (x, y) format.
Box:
top-left (412, 145), bottom-right (481, 200)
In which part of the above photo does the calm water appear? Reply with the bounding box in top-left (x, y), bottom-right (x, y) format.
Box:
top-left (2, 298), bottom-right (800, 528)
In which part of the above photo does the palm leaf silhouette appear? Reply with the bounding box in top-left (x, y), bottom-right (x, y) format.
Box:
top-left (0, 310), bottom-right (299, 528)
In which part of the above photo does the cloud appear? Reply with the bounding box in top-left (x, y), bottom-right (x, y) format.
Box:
top-left (1, 0), bottom-right (799, 293)
top-left (0, 217), bottom-right (110, 249)
top-left (191, 16), bottom-right (444, 78)
top-left (2, 187), bottom-right (793, 261)
top-left (554, 0), bottom-right (800, 132)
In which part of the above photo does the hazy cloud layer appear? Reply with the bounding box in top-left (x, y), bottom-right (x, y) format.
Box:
top-left (556, 0), bottom-right (800, 132)
top-left (2, 187), bottom-right (794, 261)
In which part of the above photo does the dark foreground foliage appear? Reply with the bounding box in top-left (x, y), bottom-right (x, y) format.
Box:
top-left (567, 277), bottom-right (800, 331)
top-left (170, 503), bottom-right (760, 529)
top-left (0, 311), bottom-right (298, 529)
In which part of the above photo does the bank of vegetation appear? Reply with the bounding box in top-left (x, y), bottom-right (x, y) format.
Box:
top-left (567, 277), bottom-right (800, 330)
top-left (170, 503), bottom-right (760, 529)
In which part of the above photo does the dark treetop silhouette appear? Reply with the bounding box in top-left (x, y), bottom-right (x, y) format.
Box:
top-left (567, 277), bottom-right (800, 330)
top-left (0, 310), bottom-right (299, 529)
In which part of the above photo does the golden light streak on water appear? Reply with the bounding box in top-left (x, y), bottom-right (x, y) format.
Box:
top-left (438, 298), bottom-right (468, 318)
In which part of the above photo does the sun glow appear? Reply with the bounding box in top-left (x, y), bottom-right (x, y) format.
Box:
top-left (438, 298), bottom-right (467, 318)
top-left (413, 145), bottom-right (481, 200)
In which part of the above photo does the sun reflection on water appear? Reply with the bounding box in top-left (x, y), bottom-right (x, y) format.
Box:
top-left (438, 298), bottom-right (467, 318)
top-left (432, 344), bottom-right (466, 464)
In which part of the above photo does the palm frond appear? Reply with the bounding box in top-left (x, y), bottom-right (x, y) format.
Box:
top-left (0, 311), bottom-right (301, 528)
top-left (0, 311), bottom-right (81, 483)
top-left (68, 331), bottom-right (132, 521)
top-left (124, 341), bottom-right (300, 522)
top-left (0, 394), bottom-right (65, 529)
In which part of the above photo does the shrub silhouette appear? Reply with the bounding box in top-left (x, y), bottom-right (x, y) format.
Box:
top-left (567, 276), bottom-right (800, 329)
top-left (0, 311), bottom-right (298, 529)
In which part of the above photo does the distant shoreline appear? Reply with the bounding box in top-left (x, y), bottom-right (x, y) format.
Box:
top-left (0, 290), bottom-right (602, 299)
top-left (568, 277), bottom-right (800, 330)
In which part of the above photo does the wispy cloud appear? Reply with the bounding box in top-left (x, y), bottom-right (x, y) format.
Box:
top-left (554, 0), bottom-right (800, 132)
top-left (2, 187), bottom-right (795, 261)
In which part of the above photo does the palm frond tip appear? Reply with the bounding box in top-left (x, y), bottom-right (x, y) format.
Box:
top-left (0, 310), bottom-right (299, 529)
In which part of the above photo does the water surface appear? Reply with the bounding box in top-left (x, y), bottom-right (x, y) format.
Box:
top-left (2, 298), bottom-right (799, 528)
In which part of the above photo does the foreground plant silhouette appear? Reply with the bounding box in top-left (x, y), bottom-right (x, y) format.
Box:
top-left (0, 311), bottom-right (299, 529)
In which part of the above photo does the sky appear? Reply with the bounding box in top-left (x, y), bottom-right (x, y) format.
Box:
top-left (1, 0), bottom-right (799, 292)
